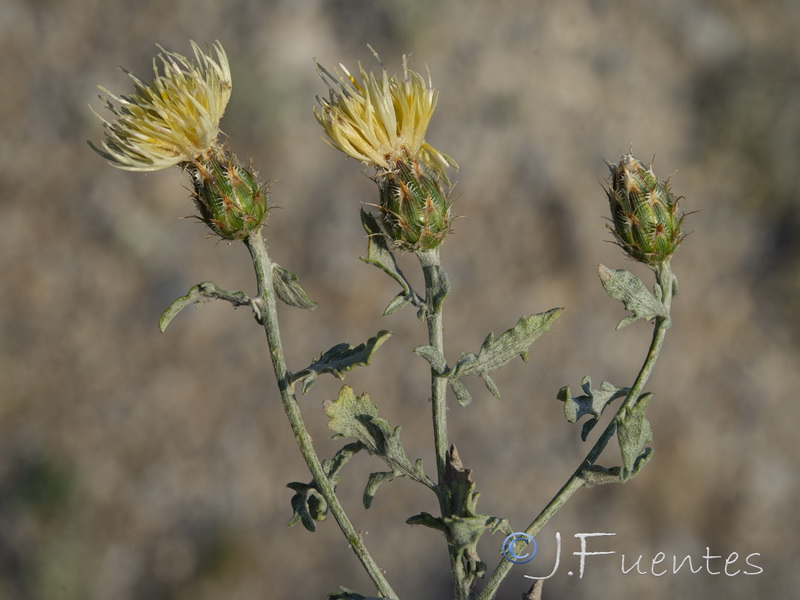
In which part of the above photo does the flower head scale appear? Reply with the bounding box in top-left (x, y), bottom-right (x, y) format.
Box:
top-left (314, 48), bottom-right (456, 183)
top-left (90, 41), bottom-right (231, 171)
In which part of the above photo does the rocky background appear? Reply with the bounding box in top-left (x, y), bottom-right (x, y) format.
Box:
top-left (2, 0), bottom-right (799, 598)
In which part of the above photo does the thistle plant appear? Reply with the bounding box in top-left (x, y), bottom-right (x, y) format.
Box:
top-left (91, 42), bottom-right (688, 600)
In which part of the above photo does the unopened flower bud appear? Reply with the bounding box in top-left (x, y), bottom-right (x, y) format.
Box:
top-left (378, 159), bottom-right (452, 251)
top-left (189, 146), bottom-right (268, 240)
top-left (605, 154), bottom-right (686, 266)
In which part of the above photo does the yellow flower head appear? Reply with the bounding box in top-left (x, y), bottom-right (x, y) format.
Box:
top-left (314, 48), bottom-right (456, 181)
top-left (90, 41), bottom-right (231, 171)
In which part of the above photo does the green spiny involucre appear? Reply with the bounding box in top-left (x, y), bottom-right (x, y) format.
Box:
top-left (189, 146), bottom-right (268, 240)
top-left (605, 154), bottom-right (686, 266)
top-left (379, 159), bottom-right (452, 252)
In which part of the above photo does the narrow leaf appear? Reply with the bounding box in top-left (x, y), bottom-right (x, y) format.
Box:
top-left (449, 378), bottom-right (473, 406)
top-left (363, 471), bottom-right (397, 509)
top-left (272, 264), bottom-right (317, 310)
top-left (325, 441), bottom-right (365, 482)
top-left (424, 263), bottom-right (450, 314)
top-left (359, 209), bottom-right (422, 313)
top-left (406, 512), bottom-right (447, 532)
top-left (360, 210), bottom-right (410, 291)
top-left (160, 287), bottom-right (198, 332)
top-left (616, 393), bottom-right (654, 481)
top-left (159, 282), bottom-right (252, 332)
top-left (480, 373), bottom-right (501, 400)
top-left (414, 345), bottom-right (448, 375)
top-left (383, 293), bottom-right (410, 315)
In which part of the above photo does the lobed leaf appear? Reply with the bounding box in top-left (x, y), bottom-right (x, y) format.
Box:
top-left (558, 375), bottom-right (629, 440)
top-left (324, 386), bottom-right (433, 499)
top-left (449, 309), bottom-right (562, 399)
top-left (286, 481), bottom-right (328, 531)
top-left (597, 265), bottom-right (668, 329)
top-left (286, 442), bottom-right (364, 531)
top-left (291, 331), bottom-right (392, 394)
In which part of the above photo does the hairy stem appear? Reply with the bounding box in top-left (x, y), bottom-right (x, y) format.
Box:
top-left (477, 261), bottom-right (675, 600)
top-left (418, 249), bottom-right (450, 485)
top-left (246, 231), bottom-right (398, 599)
top-left (417, 248), bottom-right (469, 600)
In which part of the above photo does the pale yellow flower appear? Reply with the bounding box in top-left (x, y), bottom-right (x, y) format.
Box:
top-left (314, 49), bottom-right (455, 180)
top-left (90, 41), bottom-right (231, 171)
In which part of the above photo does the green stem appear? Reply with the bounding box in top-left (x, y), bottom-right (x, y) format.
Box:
top-left (418, 249), bottom-right (449, 485)
top-left (417, 248), bottom-right (470, 600)
top-left (245, 231), bottom-right (398, 600)
top-left (477, 262), bottom-right (674, 600)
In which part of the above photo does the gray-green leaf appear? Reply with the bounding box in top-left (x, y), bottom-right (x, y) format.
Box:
top-left (598, 264), bottom-right (668, 329)
top-left (291, 331), bottom-right (392, 394)
top-left (449, 309), bottom-right (563, 399)
top-left (272, 264), bottom-right (317, 310)
top-left (558, 375), bottom-right (629, 440)
top-left (324, 386), bottom-right (433, 492)
top-left (406, 511), bottom-right (447, 532)
top-left (363, 471), bottom-right (397, 509)
top-left (359, 210), bottom-right (422, 313)
top-left (449, 378), bottom-right (473, 407)
top-left (286, 481), bottom-right (328, 531)
top-left (286, 442), bottom-right (364, 531)
top-left (383, 293), bottom-right (410, 315)
top-left (414, 345), bottom-right (448, 375)
top-left (422, 262), bottom-right (450, 314)
top-left (480, 373), bottom-right (500, 400)
top-left (616, 393), bottom-right (654, 481)
top-left (159, 281), bottom-right (252, 332)
top-left (580, 465), bottom-right (623, 487)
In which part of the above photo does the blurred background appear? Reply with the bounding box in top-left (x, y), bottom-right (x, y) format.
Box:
top-left (2, 0), bottom-right (799, 598)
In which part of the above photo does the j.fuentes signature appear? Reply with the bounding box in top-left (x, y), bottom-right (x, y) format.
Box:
top-left (500, 532), bottom-right (763, 579)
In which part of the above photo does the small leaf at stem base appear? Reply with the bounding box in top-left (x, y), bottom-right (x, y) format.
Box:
top-left (597, 265), bottom-right (668, 329)
top-left (272, 263), bottom-right (317, 310)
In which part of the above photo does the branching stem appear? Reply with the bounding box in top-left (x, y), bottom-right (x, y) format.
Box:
top-left (477, 261), bottom-right (675, 600)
